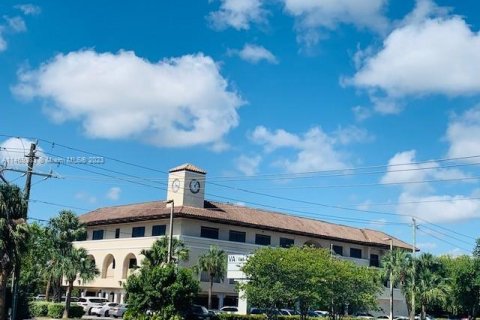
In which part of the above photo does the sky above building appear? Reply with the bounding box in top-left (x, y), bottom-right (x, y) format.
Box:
top-left (1, 0), bottom-right (479, 256)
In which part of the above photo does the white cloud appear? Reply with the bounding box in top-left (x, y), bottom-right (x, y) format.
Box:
top-left (235, 154), bottom-right (262, 176)
top-left (4, 16), bottom-right (27, 32)
top-left (381, 150), bottom-right (470, 192)
top-left (446, 106), bottom-right (480, 160)
top-left (350, 0), bottom-right (480, 110)
top-left (381, 150), bottom-right (479, 222)
top-left (251, 125), bottom-right (370, 173)
top-left (74, 191), bottom-right (97, 204)
top-left (15, 4), bottom-right (42, 16)
top-left (106, 187), bottom-right (121, 201)
top-left (0, 28), bottom-right (6, 52)
top-left (231, 44), bottom-right (278, 64)
top-left (352, 106), bottom-right (372, 122)
top-left (208, 0), bottom-right (267, 30)
top-left (416, 242), bottom-right (437, 250)
top-left (0, 138), bottom-right (44, 169)
top-left (396, 192), bottom-right (480, 223)
top-left (443, 247), bottom-right (468, 257)
top-left (13, 50), bottom-right (244, 148)
top-left (283, 0), bottom-right (388, 47)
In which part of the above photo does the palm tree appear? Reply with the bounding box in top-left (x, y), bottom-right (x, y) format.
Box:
top-left (0, 184), bottom-right (28, 320)
top-left (381, 249), bottom-right (411, 320)
top-left (46, 210), bottom-right (87, 301)
top-left (60, 247), bottom-right (99, 318)
top-left (198, 246), bottom-right (227, 309)
top-left (141, 237), bottom-right (189, 266)
top-left (415, 254), bottom-right (449, 320)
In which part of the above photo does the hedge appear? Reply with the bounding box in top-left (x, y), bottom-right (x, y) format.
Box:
top-left (29, 301), bottom-right (49, 317)
top-left (29, 301), bottom-right (84, 319)
top-left (48, 303), bottom-right (65, 319)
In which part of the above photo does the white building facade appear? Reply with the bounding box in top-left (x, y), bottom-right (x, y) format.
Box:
top-left (73, 164), bottom-right (411, 315)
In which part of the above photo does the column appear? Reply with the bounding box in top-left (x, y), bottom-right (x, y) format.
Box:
top-left (237, 280), bottom-right (247, 315)
top-left (218, 293), bottom-right (225, 309)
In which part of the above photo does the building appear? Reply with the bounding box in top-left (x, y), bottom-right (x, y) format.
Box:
top-left (74, 163), bottom-right (411, 315)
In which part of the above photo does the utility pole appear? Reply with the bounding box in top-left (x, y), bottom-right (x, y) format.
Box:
top-left (165, 199), bottom-right (174, 263)
top-left (10, 142), bottom-right (55, 320)
top-left (411, 218), bottom-right (417, 320)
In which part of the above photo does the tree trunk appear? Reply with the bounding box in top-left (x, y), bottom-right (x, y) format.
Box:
top-left (390, 276), bottom-right (394, 320)
top-left (421, 304), bottom-right (426, 320)
top-left (63, 281), bottom-right (74, 319)
top-left (0, 272), bottom-right (8, 320)
top-left (45, 276), bottom-right (51, 301)
top-left (208, 276), bottom-right (213, 310)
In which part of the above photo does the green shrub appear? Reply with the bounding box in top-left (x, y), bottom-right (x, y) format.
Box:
top-left (29, 301), bottom-right (49, 317)
top-left (218, 314), bottom-right (267, 320)
top-left (48, 303), bottom-right (65, 319)
top-left (68, 305), bottom-right (85, 318)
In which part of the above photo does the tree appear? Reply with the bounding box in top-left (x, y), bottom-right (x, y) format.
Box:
top-left (415, 254), bottom-right (449, 320)
top-left (46, 210), bottom-right (87, 301)
top-left (241, 246), bottom-right (381, 320)
top-left (124, 240), bottom-right (199, 319)
top-left (0, 184), bottom-right (28, 320)
top-left (141, 237), bottom-right (189, 267)
top-left (381, 249), bottom-right (412, 319)
top-left (60, 247), bottom-right (99, 318)
top-left (198, 246), bottom-right (227, 309)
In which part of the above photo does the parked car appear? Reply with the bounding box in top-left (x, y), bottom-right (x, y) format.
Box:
top-left (280, 309), bottom-right (297, 316)
top-left (91, 302), bottom-right (119, 317)
top-left (110, 304), bottom-right (128, 318)
top-left (184, 305), bottom-right (211, 320)
top-left (376, 316), bottom-right (389, 319)
top-left (315, 311), bottom-right (329, 317)
top-left (356, 313), bottom-right (375, 319)
top-left (394, 316), bottom-right (409, 320)
top-left (219, 306), bottom-right (238, 314)
top-left (307, 311), bottom-right (321, 317)
top-left (77, 297), bottom-right (110, 315)
top-left (34, 294), bottom-right (46, 301)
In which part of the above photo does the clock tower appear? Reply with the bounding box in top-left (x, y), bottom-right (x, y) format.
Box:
top-left (166, 163), bottom-right (206, 208)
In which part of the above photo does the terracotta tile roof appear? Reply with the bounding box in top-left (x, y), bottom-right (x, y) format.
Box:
top-left (78, 200), bottom-right (413, 250)
top-left (169, 163), bottom-right (206, 174)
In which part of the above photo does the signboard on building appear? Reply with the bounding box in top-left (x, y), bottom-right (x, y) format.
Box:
top-left (227, 254), bottom-right (250, 279)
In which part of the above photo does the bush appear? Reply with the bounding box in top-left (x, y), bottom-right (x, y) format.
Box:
top-left (48, 303), bottom-right (65, 319)
top-left (218, 314), bottom-right (267, 320)
top-left (29, 301), bottom-right (49, 317)
top-left (68, 305), bottom-right (85, 318)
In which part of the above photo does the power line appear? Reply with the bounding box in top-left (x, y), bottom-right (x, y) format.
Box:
top-left (2, 135), bottom-right (475, 242)
top-left (417, 227), bottom-right (472, 253)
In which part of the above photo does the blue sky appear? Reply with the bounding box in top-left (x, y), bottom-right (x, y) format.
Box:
top-left (1, 0), bottom-right (480, 256)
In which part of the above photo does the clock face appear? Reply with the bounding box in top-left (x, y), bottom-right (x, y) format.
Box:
top-left (189, 179), bottom-right (201, 194)
top-left (172, 178), bottom-right (181, 193)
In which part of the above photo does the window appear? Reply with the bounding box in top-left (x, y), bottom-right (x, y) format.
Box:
top-left (370, 254), bottom-right (380, 267)
top-left (201, 226), bottom-right (219, 239)
top-left (200, 271), bottom-right (221, 283)
top-left (132, 226), bottom-right (145, 238)
top-left (350, 248), bottom-right (362, 259)
top-left (128, 258), bottom-right (137, 269)
top-left (152, 225), bottom-right (166, 236)
top-left (280, 237), bottom-right (294, 248)
top-left (255, 234), bottom-right (271, 246)
top-left (112, 259), bottom-right (116, 269)
top-left (229, 278), bottom-right (235, 284)
top-left (332, 245), bottom-right (343, 256)
top-left (92, 230), bottom-right (104, 240)
top-left (229, 230), bottom-right (246, 243)
top-left (115, 228), bottom-right (120, 239)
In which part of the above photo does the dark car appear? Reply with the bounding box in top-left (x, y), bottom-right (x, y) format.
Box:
top-left (184, 305), bottom-right (211, 320)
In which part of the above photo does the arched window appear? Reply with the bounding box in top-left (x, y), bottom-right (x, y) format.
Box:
top-left (102, 254), bottom-right (116, 278)
top-left (122, 253), bottom-right (138, 279)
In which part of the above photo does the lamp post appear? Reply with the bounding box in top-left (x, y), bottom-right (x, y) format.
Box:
top-left (165, 199), bottom-right (174, 263)
top-left (384, 237), bottom-right (394, 320)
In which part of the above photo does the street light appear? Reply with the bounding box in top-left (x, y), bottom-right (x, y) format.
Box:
top-left (384, 237), bottom-right (394, 320)
top-left (165, 199), bottom-right (174, 263)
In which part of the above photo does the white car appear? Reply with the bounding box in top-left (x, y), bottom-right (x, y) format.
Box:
top-left (76, 297), bottom-right (110, 315)
top-left (110, 304), bottom-right (128, 318)
top-left (91, 302), bottom-right (119, 317)
top-left (315, 311), bottom-right (329, 317)
top-left (220, 306), bottom-right (239, 314)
